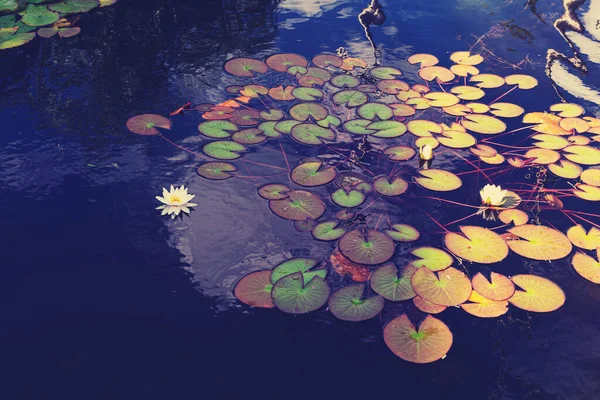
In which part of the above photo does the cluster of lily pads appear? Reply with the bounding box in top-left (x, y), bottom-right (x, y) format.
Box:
top-left (0, 0), bottom-right (117, 50)
top-left (127, 50), bottom-right (600, 364)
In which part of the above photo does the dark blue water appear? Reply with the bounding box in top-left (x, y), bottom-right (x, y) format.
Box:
top-left (1, 0), bottom-right (600, 399)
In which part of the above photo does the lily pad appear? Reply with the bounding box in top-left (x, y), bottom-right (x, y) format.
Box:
top-left (339, 229), bottom-right (395, 265)
top-left (370, 66), bottom-right (402, 80)
top-left (294, 218), bottom-right (316, 232)
top-left (312, 54), bottom-right (343, 68)
top-left (312, 221), bottom-right (346, 241)
top-left (411, 266), bottom-right (472, 306)
top-left (369, 121), bottom-right (407, 138)
top-left (224, 57), bottom-right (268, 77)
top-left (202, 141), bottom-right (248, 160)
top-left (19, 5), bottom-right (59, 26)
top-left (373, 175), bottom-right (409, 196)
top-left (566, 225), bottom-right (600, 250)
top-left (343, 119), bottom-right (376, 135)
top-left (505, 225), bottom-right (572, 261)
top-left (357, 103), bottom-right (394, 120)
top-left (385, 224), bottom-right (420, 242)
top-left (232, 128), bottom-right (267, 145)
top-left (415, 169), bottom-right (462, 192)
top-left (291, 160), bottom-right (336, 187)
top-left (48, 0), bottom-right (99, 14)
top-left (471, 272), bottom-right (515, 301)
top-left (0, 31), bottom-right (34, 49)
top-left (328, 284), bottom-right (384, 321)
top-left (330, 74), bottom-right (360, 88)
top-left (198, 120), bottom-right (238, 139)
top-left (571, 249), bottom-right (600, 284)
top-left (461, 291), bottom-right (509, 318)
top-left (196, 162), bottom-right (237, 180)
top-left (269, 190), bottom-right (326, 221)
top-left (257, 183), bottom-right (290, 200)
top-left (508, 274), bottom-right (565, 312)
top-left (291, 87), bottom-right (324, 101)
top-left (126, 114), bottom-right (171, 135)
top-left (331, 189), bottom-right (365, 208)
top-left (370, 263), bottom-right (417, 301)
top-left (266, 53), bottom-right (308, 72)
top-left (383, 145), bottom-right (415, 161)
top-left (272, 272), bottom-right (330, 314)
top-left (332, 90), bottom-right (368, 107)
top-left (271, 258), bottom-right (327, 284)
top-left (413, 296), bottom-right (447, 314)
top-left (234, 270), bottom-right (274, 308)
top-left (290, 103), bottom-right (328, 122)
top-left (330, 250), bottom-right (370, 282)
top-left (290, 123), bottom-right (335, 145)
top-left (444, 226), bottom-right (509, 264)
top-left (383, 314), bottom-right (453, 364)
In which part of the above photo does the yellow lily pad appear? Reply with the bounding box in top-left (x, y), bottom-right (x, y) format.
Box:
top-left (523, 112), bottom-right (561, 124)
top-left (444, 226), bottom-right (509, 264)
top-left (580, 169), bottom-right (600, 186)
top-left (470, 143), bottom-right (497, 158)
top-left (437, 130), bottom-right (477, 149)
top-left (532, 122), bottom-right (570, 136)
top-left (415, 169), bottom-right (462, 191)
top-left (505, 225), bottom-right (573, 260)
top-left (505, 74), bottom-right (538, 89)
top-left (524, 148), bottom-right (561, 165)
top-left (573, 184), bottom-right (600, 201)
top-left (390, 103), bottom-right (416, 117)
top-left (405, 97), bottom-right (431, 110)
top-left (411, 266), bottom-right (472, 306)
top-left (566, 225), bottom-right (600, 250)
top-left (407, 53), bottom-right (439, 67)
top-left (450, 51), bottom-right (484, 65)
top-left (411, 246), bottom-right (453, 271)
top-left (470, 74), bottom-right (505, 89)
top-left (442, 104), bottom-right (472, 117)
top-left (461, 290), bottom-right (509, 318)
top-left (508, 274), bottom-right (565, 312)
top-left (407, 120), bottom-right (442, 137)
top-left (559, 117), bottom-right (590, 133)
top-left (489, 102), bottom-right (524, 118)
top-left (479, 153), bottom-right (505, 165)
top-left (424, 92), bottom-right (460, 107)
top-left (450, 64), bottom-right (479, 77)
top-left (498, 209), bottom-right (529, 226)
top-left (465, 102), bottom-right (490, 113)
top-left (471, 272), bottom-right (515, 301)
top-left (450, 85), bottom-right (485, 101)
top-left (461, 114), bottom-right (506, 135)
top-left (549, 103), bottom-right (585, 117)
top-left (569, 135), bottom-right (590, 145)
top-left (571, 249), bottom-right (600, 284)
top-left (548, 160), bottom-right (583, 179)
top-left (396, 90), bottom-right (421, 101)
top-left (563, 145), bottom-right (600, 165)
top-left (418, 66), bottom-right (455, 83)
top-left (532, 134), bottom-right (569, 150)
top-left (413, 296), bottom-right (446, 314)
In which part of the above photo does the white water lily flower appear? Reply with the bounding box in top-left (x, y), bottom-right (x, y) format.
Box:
top-left (479, 184), bottom-right (508, 207)
top-left (156, 185), bottom-right (197, 219)
top-left (419, 144), bottom-right (433, 161)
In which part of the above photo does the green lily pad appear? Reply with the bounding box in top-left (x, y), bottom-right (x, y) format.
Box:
top-left (369, 121), bottom-right (407, 138)
top-left (198, 120), bottom-right (238, 139)
top-left (312, 220), bottom-right (346, 241)
top-left (357, 103), bottom-right (394, 120)
top-left (290, 102), bottom-right (328, 122)
top-left (370, 66), bottom-right (403, 80)
top-left (259, 109), bottom-right (285, 121)
top-left (317, 115), bottom-right (342, 128)
top-left (49, 0), bottom-right (99, 14)
top-left (332, 90), bottom-right (368, 107)
top-left (331, 188), bottom-right (366, 208)
top-left (330, 74), bottom-right (360, 88)
top-left (272, 272), bottom-right (330, 314)
top-left (385, 224), bottom-right (420, 242)
top-left (294, 218), bottom-right (316, 232)
top-left (202, 140), bottom-right (248, 160)
top-left (0, 0), bottom-right (24, 14)
top-left (343, 119), bottom-right (376, 135)
top-left (196, 162), bottom-right (237, 180)
top-left (291, 123), bottom-right (335, 145)
top-left (328, 284), bottom-right (384, 321)
top-left (411, 247), bottom-right (453, 271)
top-left (274, 120), bottom-right (301, 134)
top-left (269, 190), bottom-right (326, 220)
top-left (271, 258), bottom-right (327, 284)
top-left (0, 31), bottom-right (34, 49)
top-left (234, 270), bottom-right (274, 308)
top-left (19, 4), bottom-right (58, 26)
top-left (383, 145), bottom-right (416, 161)
top-left (373, 175), bottom-right (409, 196)
top-left (258, 183), bottom-right (290, 200)
top-left (291, 160), bottom-right (336, 187)
top-left (258, 121), bottom-right (281, 138)
top-left (339, 229), bottom-right (395, 265)
top-left (291, 87), bottom-right (324, 101)
top-left (232, 128), bottom-right (267, 145)
top-left (370, 263), bottom-right (417, 301)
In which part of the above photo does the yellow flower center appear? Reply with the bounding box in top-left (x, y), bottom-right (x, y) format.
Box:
top-left (169, 195), bottom-right (181, 203)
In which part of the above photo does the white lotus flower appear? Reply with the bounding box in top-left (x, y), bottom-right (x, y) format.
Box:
top-left (419, 144), bottom-right (433, 161)
top-left (479, 184), bottom-right (508, 207)
top-left (156, 185), bottom-right (197, 219)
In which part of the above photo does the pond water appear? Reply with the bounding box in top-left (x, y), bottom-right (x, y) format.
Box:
top-left (1, 0), bottom-right (600, 399)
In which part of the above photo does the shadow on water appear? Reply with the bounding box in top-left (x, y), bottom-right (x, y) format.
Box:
top-left (0, 0), bottom-right (599, 399)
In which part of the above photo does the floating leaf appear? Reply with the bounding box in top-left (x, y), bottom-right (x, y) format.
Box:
top-left (339, 229), bottom-right (395, 265)
top-left (232, 128), bottom-right (267, 145)
top-left (258, 183), bottom-right (290, 200)
top-left (385, 224), bottom-right (420, 242)
top-left (377, 79), bottom-right (410, 94)
top-left (424, 92), bottom-right (460, 107)
top-left (330, 250), bottom-right (370, 282)
top-left (291, 87), bottom-right (324, 101)
top-left (383, 314), bottom-right (453, 364)
top-left (524, 148), bottom-right (560, 165)
top-left (269, 85), bottom-right (295, 101)
top-left (571, 249), bottom-right (600, 284)
top-left (20, 4), bottom-right (59, 26)
top-left (498, 209), bottom-right (529, 226)
top-left (461, 114), bottom-right (506, 135)
top-left (418, 66), bottom-right (455, 82)
top-left (450, 85), bottom-right (485, 101)
top-left (508, 275), bottom-right (565, 312)
top-left (437, 130), bottom-right (476, 149)
top-left (272, 272), bottom-right (330, 314)
top-left (224, 57), bottom-right (268, 77)
top-left (566, 225), bottom-right (600, 250)
top-left (271, 258), bottom-right (326, 284)
top-left (343, 119), bottom-right (375, 135)
top-left (331, 189), bottom-right (366, 208)
top-left (383, 145), bottom-right (415, 161)
top-left (411, 247), bottom-right (453, 271)
top-left (370, 66), bottom-right (402, 79)
top-left (505, 74), bottom-right (538, 89)
top-left (415, 169), bottom-right (462, 192)
top-left (259, 109), bottom-right (285, 121)
top-left (126, 114), bottom-right (171, 135)
top-left (196, 162), bottom-right (237, 180)
top-left (411, 266), bottom-right (472, 306)
top-left (369, 121), bottom-right (407, 138)
top-left (291, 160), bottom-right (336, 187)
top-left (290, 123), bottom-right (335, 145)
top-left (0, 31), bottom-right (35, 49)
top-left (275, 120), bottom-right (301, 134)
top-left (230, 109), bottom-right (261, 126)
top-left (581, 169), bottom-right (600, 186)
top-left (471, 272), bottom-right (515, 301)
top-left (203, 141), bottom-right (248, 160)
top-left (450, 51), bottom-right (483, 66)
top-left (198, 120), bottom-right (238, 138)
top-left (413, 296), bottom-right (447, 314)
top-left (269, 190), bottom-right (326, 221)
top-left (265, 53), bottom-right (307, 72)
top-left (289, 103), bottom-right (328, 122)
top-left (332, 90), bottom-right (368, 107)
top-left (234, 270), bottom-right (274, 308)
top-left (407, 53), bottom-right (439, 67)
top-left (549, 103), bottom-right (584, 117)
top-left (330, 74), bottom-right (360, 88)
top-left (294, 218), bottom-right (316, 232)
top-left (505, 225), bottom-right (572, 261)
top-left (312, 54), bottom-right (343, 68)
top-left (258, 121), bottom-right (281, 138)
top-left (328, 285), bottom-right (384, 321)
top-left (357, 102), bottom-right (394, 120)
top-left (407, 120), bottom-right (442, 137)
top-left (489, 102), bottom-right (524, 118)
top-left (470, 74), bottom-right (505, 88)
top-left (340, 57), bottom-right (367, 71)
top-left (48, 0), bottom-right (99, 14)
top-left (445, 226), bottom-right (509, 264)
top-left (533, 134), bottom-right (569, 150)
top-left (460, 290), bottom-right (508, 318)
top-left (373, 175), bottom-right (408, 197)
top-left (559, 117), bottom-right (589, 133)
top-left (563, 145), bottom-right (600, 165)
top-left (573, 184), bottom-right (600, 201)
top-left (312, 221), bottom-right (346, 241)
top-left (370, 263), bottom-right (417, 301)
